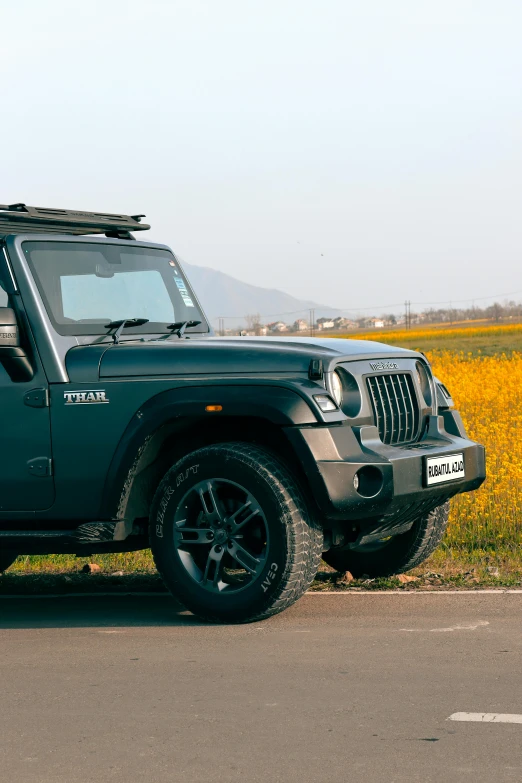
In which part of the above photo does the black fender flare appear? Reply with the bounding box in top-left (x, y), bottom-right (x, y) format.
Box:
top-left (99, 384), bottom-right (319, 519)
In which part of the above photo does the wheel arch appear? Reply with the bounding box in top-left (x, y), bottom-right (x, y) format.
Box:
top-left (99, 385), bottom-right (320, 527)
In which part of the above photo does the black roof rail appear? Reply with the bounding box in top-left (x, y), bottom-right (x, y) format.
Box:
top-left (0, 203), bottom-right (150, 239)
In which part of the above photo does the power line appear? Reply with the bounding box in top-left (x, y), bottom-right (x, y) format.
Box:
top-left (212, 287), bottom-right (522, 323)
top-left (413, 289), bottom-right (522, 307)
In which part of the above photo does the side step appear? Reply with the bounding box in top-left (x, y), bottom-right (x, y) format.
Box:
top-left (0, 520), bottom-right (148, 555)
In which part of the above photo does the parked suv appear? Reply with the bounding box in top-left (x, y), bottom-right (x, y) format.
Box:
top-left (0, 203), bottom-right (485, 622)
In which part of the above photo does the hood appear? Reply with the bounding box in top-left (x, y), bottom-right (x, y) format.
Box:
top-left (65, 335), bottom-right (420, 382)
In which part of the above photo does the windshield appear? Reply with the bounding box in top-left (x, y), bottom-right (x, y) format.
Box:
top-left (22, 241), bottom-right (208, 337)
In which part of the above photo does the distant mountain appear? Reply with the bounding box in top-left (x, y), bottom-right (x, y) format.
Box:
top-left (182, 261), bottom-right (342, 326)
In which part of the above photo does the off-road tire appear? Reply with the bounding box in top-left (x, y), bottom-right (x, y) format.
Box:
top-left (0, 552), bottom-right (18, 574)
top-left (323, 501), bottom-right (450, 577)
top-left (150, 443), bottom-right (323, 623)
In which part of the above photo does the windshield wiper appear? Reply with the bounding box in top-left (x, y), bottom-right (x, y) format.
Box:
top-left (149, 320), bottom-right (202, 341)
top-left (170, 320), bottom-right (201, 338)
top-left (105, 318), bottom-right (149, 344)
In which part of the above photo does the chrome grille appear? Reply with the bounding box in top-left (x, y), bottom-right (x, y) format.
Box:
top-left (367, 373), bottom-right (420, 445)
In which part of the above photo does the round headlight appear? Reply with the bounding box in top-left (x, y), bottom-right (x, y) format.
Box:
top-left (331, 371), bottom-right (343, 408)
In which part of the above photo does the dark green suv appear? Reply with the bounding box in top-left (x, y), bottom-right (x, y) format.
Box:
top-left (0, 203), bottom-right (485, 622)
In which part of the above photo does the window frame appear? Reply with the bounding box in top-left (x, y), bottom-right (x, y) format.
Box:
top-left (22, 240), bottom-right (209, 337)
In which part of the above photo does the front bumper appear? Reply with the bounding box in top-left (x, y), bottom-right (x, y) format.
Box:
top-left (286, 411), bottom-right (486, 545)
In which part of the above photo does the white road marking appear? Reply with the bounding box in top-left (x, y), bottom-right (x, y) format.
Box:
top-left (400, 621), bottom-right (490, 632)
top-left (431, 620), bottom-right (490, 632)
top-left (449, 713), bottom-right (522, 724)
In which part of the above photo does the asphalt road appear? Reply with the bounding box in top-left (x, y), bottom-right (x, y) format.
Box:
top-left (2, 592), bottom-right (522, 783)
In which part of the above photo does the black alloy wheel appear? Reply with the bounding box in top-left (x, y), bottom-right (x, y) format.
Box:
top-left (173, 477), bottom-right (270, 594)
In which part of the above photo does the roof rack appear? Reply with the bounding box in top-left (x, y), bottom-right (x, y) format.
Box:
top-left (0, 203), bottom-right (150, 239)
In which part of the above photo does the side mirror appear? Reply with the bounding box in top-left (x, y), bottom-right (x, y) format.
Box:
top-left (0, 307), bottom-right (20, 346)
top-left (0, 307), bottom-right (33, 381)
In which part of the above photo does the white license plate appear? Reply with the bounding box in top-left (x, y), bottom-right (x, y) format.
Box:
top-left (425, 453), bottom-right (465, 486)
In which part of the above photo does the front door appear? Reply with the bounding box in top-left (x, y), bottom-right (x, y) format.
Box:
top-left (0, 369), bottom-right (54, 512)
top-left (0, 295), bottom-right (54, 512)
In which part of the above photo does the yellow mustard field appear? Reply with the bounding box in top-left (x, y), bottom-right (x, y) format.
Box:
top-left (426, 350), bottom-right (522, 554)
top-left (348, 322), bottom-right (522, 344)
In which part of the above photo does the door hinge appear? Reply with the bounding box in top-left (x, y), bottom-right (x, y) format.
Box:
top-left (309, 358), bottom-right (324, 380)
top-left (24, 388), bottom-right (49, 408)
top-left (27, 457), bottom-right (53, 477)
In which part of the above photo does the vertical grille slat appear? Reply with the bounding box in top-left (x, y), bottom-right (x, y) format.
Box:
top-left (367, 373), bottom-right (420, 446)
top-left (383, 375), bottom-right (399, 443)
top-left (388, 374), bottom-right (404, 442)
top-left (399, 374), bottom-right (414, 441)
top-left (376, 376), bottom-right (389, 443)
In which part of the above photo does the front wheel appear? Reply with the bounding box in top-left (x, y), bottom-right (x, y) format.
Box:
top-left (323, 501), bottom-right (450, 577)
top-left (150, 443), bottom-right (323, 623)
top-left (0, 552), bottom-right (18, 574)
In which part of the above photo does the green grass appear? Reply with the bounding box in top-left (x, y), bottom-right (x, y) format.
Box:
top-left (8, 551), bottom-right (155, 574)
top-left (344, 325), bottom-right (522, 356)
top-left (3, 545), bottom-right (522, 593)
top-left (360, 331), bottom-right (522, 356)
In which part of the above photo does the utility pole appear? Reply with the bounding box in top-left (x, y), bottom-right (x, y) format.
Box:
top-left (310, 309), bottom-right (315, 337)
top-left (404, 300), bottom-right (411, 330)
top-left (218, 317), bottom-right (225, 336)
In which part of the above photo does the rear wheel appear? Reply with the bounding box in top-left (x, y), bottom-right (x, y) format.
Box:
top-left (150, 443), bottom-right (323, 623)
top-left (0, 552), bottom-right (18, 574)
top-left (323, 501), bottom-right (450, 577)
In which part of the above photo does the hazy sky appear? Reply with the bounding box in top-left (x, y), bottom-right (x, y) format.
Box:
top-left (2, 0), bottom-right (521, 314)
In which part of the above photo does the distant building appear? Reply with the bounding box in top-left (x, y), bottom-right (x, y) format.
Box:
top-left (293, 319), bottom-right (308, 331)
top-left (359, 317), bottom-right (385, 329)
top-left (333, 317), bottom-right (357, 330)
top-left (316, 318), bottom-right (335, 330)
top-left (267, 321), bottom-right (288, 332)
